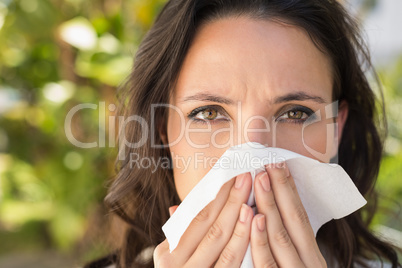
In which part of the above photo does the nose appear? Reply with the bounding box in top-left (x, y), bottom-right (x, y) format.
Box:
top-left (241, 115), bottom-right (272, 147)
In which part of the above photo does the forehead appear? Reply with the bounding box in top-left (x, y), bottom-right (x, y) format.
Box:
top-left (173, 17), bottom-right (333, 103)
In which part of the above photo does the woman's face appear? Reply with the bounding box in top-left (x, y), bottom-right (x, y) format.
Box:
top-left (162, 17), bottom-right (348, 201)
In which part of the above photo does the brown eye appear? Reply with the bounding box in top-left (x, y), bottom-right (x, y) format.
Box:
top-left (276, 106), bottom-right (314, 124)
top-left (188, 105), bottom-right (230, 124)
top-left (200, 108), bottom-right (218, 120)
top-left (287, 110), bottom-right (304, 119)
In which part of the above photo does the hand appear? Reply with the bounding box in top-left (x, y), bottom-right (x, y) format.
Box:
top-left (154, 172), bottom-right (254, 267)
top-left (250, 163), bottom-right (327, 267)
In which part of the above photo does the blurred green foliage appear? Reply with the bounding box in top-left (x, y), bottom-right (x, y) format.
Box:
top-left (0, 0), bottom-right (401, 265)
top-left (374, 58), bottom-right (402, 230)
top-left (0, 0), bottom-right (166, 264)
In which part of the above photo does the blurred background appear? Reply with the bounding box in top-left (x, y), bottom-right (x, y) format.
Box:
top-left (0, 0), bottom-right (400, 267)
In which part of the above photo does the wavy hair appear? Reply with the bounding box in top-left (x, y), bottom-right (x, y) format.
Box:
top-left (97, 0), bottom-right (401, 267)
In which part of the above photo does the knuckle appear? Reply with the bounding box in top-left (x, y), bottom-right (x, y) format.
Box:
top-left (226, 193), bottom-right (239, 206)
top-left (274, 228), bottom-right (292, 248)
top-left (255, 234), bottom-right (269, 248)
top-left (277, 174), bottom-right (288, 184)
top-left (233, 226), bottom-right (246, 239)
top-left (263, 195), bottom-right (277, 211)
top-left (207, 221), bottom-right (224, 242)
top-left (293, 204), bottom-right (310, 226)
top-left (264, 259), bottom-right (279, 268)
top-left (194, 207), bottom-right (210, 223)
top-left (220, 246), bottom-right (237, 264)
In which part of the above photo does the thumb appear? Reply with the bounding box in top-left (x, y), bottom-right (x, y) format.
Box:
top-left (168, 205), bottom-right (179, 216)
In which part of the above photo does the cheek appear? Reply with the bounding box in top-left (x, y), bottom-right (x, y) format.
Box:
top-left (274, 120), bottom-right (336, 162)
top-left (167, 115), bottom-right (229, 200)
top-left (169, 143), bottom-right (226, 201)
top-left (171, 159), bottom-right (200, 201)
top-left (166, 109), bottom-right (184, 143)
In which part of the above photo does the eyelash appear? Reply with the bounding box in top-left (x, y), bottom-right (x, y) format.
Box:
top-left (276, 106), bottom-right (315, 124)
top-left (187, 105), bottom-right (230, 125)
top-left (187, 105), bottom-right (315, 124)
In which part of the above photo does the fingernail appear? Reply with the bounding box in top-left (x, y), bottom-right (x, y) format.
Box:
top-left (256, 214), bottom-right (265, 232)
top-left (235, 174), bottom-right (245, 189)
top-left (259, 172), bottom-right (271, 192)
top-left (265, 163), bottom-right (274, 170)
top-left (239, 204), bottom-right (249, 223)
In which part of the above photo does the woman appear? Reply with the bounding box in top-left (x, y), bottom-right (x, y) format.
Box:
top-left (86, 0), bottom-right (401, 267)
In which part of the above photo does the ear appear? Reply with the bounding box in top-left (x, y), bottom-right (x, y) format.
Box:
top-left (157, 117), bottom-right (168, 146)
top-left (336, 100), bottom-right (349, 145)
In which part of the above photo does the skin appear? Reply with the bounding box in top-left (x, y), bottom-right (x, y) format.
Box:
top-left (155, 17), bottom-right (348, 267)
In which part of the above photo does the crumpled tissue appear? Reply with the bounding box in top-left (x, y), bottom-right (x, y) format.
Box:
top-left (162, 142), bottom-right (366, 267)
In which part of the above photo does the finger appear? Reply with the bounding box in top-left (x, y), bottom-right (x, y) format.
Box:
top-left (284, 165), bottom-right (324, 261)
top-left (186, 173), bottom-right (252, 266)
top-left (169, 205), bottom-right (179, 216)
top-left (284, 161), bottom-right (323, 263)
top-left (154, 239), bottom-right (173, 268)
top-left (250, 214), bottom-right (277, 268)
top-left (171, 173), bottom-right (250, 263)
top-left (283, 162), bottom-right (300, 200)
top-left (215, 204), bottom-right (253, 267)
top-left (265, 163), bottom-right (325, 267)
top-left (254, 170), bottom-right (304, 267)
top-left (170, 179), bottom-right (234, 263)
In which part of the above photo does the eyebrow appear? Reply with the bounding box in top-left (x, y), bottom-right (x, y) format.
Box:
top-left (180, 91), bottom-right (326, 105)
top-left (274, 91), bottom-right (326, 104)
top-left (181, 93), bottom-right (235, 105)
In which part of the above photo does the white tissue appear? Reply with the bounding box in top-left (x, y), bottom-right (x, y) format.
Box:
top-left (162, 142), bottom-right (366, 267)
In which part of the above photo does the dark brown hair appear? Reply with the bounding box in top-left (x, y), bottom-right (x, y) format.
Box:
top-left (100, 0), bottom-right (401, 267)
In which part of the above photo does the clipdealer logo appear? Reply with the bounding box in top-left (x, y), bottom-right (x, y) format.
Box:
top-left (64, 101), bottom-right (339, 163)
